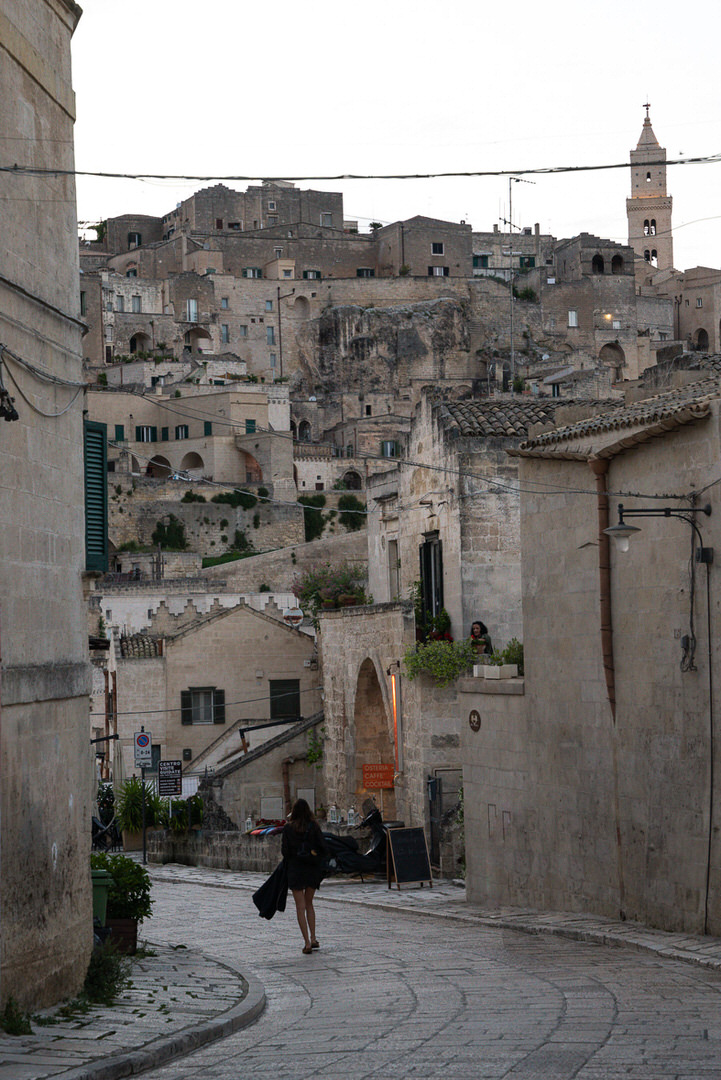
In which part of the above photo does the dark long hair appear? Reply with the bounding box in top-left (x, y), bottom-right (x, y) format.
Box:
top-left (289, 798), bottom-right (315, 833)
top-left (470, 620), bottom-right (488, 638)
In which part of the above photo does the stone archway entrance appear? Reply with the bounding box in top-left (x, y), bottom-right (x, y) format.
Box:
top-left (353, 658), bottom-right (396, 818)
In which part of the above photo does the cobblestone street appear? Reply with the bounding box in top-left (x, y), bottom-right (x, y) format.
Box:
top-left (139, 868), bottom-right (721, 1080)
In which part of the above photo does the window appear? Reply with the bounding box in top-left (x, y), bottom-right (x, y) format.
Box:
top-left (239, 325), bottom-right (248, 337)
top-left (302, 270), bottom-right (321, 279)
top-left (228, 222), bottom-right (241, 230)
top-left (128, 232), bottom-right (142, 248)
top-left (216, 218), bottom-right (223, 230)
top-left (221, 324), bottom-right (230, 343)
top-left (204, 421), bottom-right (212, 436)
top-left (265, 300), bottom-right (273, 311)
top-left (613, 320), bottom-right (621, 330)
top-left (135, 425), bottom-right (157, 442)
top-left (131, 295), bottom-right (141, 313)
top-left (269, 679), bottom-right (301, 720)
top-left (221, 297), bottom-right (229, 309)
top-left (697, 298), bottom-right (703, 308)
top-left (650, 219), bottom-right (656, 235)
top-left (114, 424), bottom-right (125, 441)
top-left (568, 309), bottom-right (578, 328)
top-left (243, 267), bottom-right (262, 278)
top-left (245, 418), bottom-right (256, 434)
top-left (473, 255), bottom-right (489, 269)
top-left (381, 439), bottom-right (400, 458)
top-left (116, 295), bottom-right (125, 312)
top-left (181, 687), bottom-right (225, 725)
top-left (126, 268), bottom-right (137, 278)
top-left (419, 532), bottom-right (443, 623)
top-left (428, 266), bottom-right (449, 277)
top-left (268, 200), bottom-right (276, 211)
top-left (431, 242), bottom-right (444, 255)
top-left (519, 256), bottom-right (535, 269)
top-left (84, 420), bottom-right (108, 573)
top-left (267, 215), bottom-right (278, 226)
top-left (320, 213), bottom-right (333, 228)
top-left (175, 425), bottom-right (189, 440)
top-left (365, 405), bottom-right (372, 416)
top-left (80, 291), bottom-right (87, 317)
top-left (283, 269), bottom-right (292, 278)
top-left (267, 326), bottom-right (275, 345)
top-left (274, 248), bottom-right (283, 259)
top-left (186, 298), bottom-right (198, 321)
top-left (161, 427), bottom-right (169, 441)
top-left (356, 268), bottom-right (375, 278)
top-left (270, 353), bottom-right (277, 369)
top-left (644, 219), bottom-right (650, 236)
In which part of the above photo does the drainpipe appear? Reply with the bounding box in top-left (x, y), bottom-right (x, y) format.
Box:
top-left (589, 458), bottom-right (626, 919)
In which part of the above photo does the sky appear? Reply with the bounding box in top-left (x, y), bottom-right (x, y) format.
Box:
top-left (71, 0), bottom-right (721, 271)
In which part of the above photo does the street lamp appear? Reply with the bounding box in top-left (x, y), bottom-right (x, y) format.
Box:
top-left (604, 502), bottom-right (712, 557)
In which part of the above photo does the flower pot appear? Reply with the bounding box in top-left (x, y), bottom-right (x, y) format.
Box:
top-left (483, 664), bottom-right (518, 679)
top-left (106, 917), bottom-right (138, 955)
top-left (91, 868), bottom-right (112, 926)
top-left (122, 830), bottom-right (143, 852)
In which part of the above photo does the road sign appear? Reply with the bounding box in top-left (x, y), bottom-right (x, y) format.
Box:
top-left (134, 730), bottom-right (153, 768)
top-left (158, 759), bottom-right (182, 797)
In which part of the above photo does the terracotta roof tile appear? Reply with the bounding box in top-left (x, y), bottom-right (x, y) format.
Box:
top-left (436, 398), bottom-right (616, 439)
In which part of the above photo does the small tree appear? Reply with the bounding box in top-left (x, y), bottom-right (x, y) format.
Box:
top-left (338, 493), bottom-right (366, 532)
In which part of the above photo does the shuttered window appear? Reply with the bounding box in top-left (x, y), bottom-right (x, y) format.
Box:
top-left (84, 420), bottom-right (108, 573)
top-left (419, 532), bottom-right (443, 625)
top-left (269, 680), bottom-right (301, 720)
top-left (181, 688), bottom-right (226, 725)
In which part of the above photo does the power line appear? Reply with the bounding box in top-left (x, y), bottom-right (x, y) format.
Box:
top-left (3, 152), bottom-right (721, 185)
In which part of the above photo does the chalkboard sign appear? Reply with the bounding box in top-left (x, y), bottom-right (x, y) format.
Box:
top-left (386, 827), bottom-right (433, 890)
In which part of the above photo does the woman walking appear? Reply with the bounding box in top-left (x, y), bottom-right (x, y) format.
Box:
top-left (281, 799), bottom-right (327, 954)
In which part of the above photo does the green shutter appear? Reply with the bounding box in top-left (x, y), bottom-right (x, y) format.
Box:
top-left (161, 427), bottom-right (169, 441)
top-left (84, 420), bottom-right (108, 573)
top-left (204, 421), bottom-right (212, 436)
top-left (135, 425), bottom-right (142, 441)
top-left (245, 418), bottom-right (256, 434)
top-left (181, 690), bottom-right (193, 725)
top-left (151, 426), bottom-right (158, 442)
top-left (213, 688), bottom-right (226, 724)
top-left (114, 424), bottom-right (125, 441)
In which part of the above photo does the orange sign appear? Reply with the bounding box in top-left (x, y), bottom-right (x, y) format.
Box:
top-left (363, 763), bottom-right (395, 790)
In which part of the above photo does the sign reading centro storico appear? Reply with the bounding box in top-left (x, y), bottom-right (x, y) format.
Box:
top-left (362, 763), bottom-right (395, 789)
top-left (158, 760), bottom-right (183, 797)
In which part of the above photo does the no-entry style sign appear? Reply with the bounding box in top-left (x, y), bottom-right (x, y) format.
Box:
top-left (134, 730), bottom-right (153, 768)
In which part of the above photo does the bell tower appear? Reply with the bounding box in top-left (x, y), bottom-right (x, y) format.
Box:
top-left (626, 105), bottom-right (674, 271)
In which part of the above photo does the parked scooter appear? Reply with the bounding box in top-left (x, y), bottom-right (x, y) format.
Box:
top-left (322, 805), bottom-right (388, 877)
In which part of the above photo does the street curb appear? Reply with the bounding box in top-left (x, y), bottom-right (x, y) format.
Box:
top-left (56, 957), bottom-right (265, 1080)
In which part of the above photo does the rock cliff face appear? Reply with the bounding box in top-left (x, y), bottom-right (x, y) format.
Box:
top-left (293, 298), bottom-right (473, 401)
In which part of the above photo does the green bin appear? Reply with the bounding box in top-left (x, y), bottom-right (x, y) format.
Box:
top-left (91, 868), bottom-right (112, 926)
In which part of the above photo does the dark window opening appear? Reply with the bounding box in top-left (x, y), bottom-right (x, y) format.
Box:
top-left (269, 679), bottom-right (301, 720)
top-left (419, 532), bottom-right (443, 629)
top-left (592, 254), bottom-right (604, 274)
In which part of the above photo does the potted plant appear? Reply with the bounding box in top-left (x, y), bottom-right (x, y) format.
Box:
top-left (115, 776), bottom-right (161, 851)
top-left (476, 639), bottom-right (523, 679)
top-left (403, 639), bottom-right (476, 688)
top-left (90, 852), bottom-right (153, 954)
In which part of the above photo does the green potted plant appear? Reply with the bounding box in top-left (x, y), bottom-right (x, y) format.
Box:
top-left (403, 639), bottom-right (476, 688)
top-left (115, 777), bottom-right (161, 851)
top-left (90, 852), bottom-right (153, 954)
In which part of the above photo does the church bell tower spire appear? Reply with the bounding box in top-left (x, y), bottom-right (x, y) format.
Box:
top-left (626, 104), bottom-right (674, 271)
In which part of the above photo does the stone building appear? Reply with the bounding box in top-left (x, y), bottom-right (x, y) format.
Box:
top-left (459, 373), bottom-right (721, 933)
top-left (0, 0), bottom-right (93, 1007)
top-left (626, 107), bottom-right (674, 273)
top-left (112, 603), bottom-right (321, 783)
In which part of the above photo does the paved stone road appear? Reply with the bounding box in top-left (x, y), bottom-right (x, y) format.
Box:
top-left (139, 873), bottom-right (721, 1080)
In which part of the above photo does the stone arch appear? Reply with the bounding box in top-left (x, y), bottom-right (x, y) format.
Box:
top-left (290, 420), bottom-right (297, 439)
top-left (184, 327), bottom-right (212, 352)
top-left (241, 451), bottom-right (263, 483)
top-left (298, 420), bottom-right (312, 442)
top-left (147, 455), bottom-right (172, 479)
top-left (611, 254), bottom-right (624, 274)
top-left (180, 451), bottom-right (205, 478)
top-left (294, 295), bottom-right (311, 318)
top-left (599, 342), bottom-right (626, 381)
top-left (695, 328), bottom-right (709, 352)
top-left (342, 470), bottom-right (362, 490)
top-left (130, 454), bottom-right (141, 475)
top-left (129, 331), bottom-right (151, 353)
top-left (592, 254), bottom-right (605, 274)
top-left (353, 657), bottom-right (396, 818)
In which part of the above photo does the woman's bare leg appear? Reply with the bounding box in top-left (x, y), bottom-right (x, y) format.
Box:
top-left (304, 887), bottom-right (317, 943)
top-left (292, 889), bottom-right (310, 947)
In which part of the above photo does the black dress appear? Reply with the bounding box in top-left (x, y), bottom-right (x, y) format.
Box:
top-left (281, 821), bottom-right (326, 891)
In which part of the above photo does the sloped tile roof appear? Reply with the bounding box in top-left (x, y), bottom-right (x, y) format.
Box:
top-left (518, 376), bottom-right (721, 454)
top-left (119, 634), bottom-right (163, 659)
top-left (435, 398), bottom-right (615, 439)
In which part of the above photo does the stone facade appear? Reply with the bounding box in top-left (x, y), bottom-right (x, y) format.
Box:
top-left (460, 374), bottom-right (721, 934)
top-left (0, 0), bottom-right (93, 1008)
top-left (626, 111), bottom-right (674, 273)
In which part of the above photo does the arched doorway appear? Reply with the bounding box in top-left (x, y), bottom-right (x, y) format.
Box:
top-left (184, 327), bottom-right (212, 353)
top-left (599, 342), bottom-right (626, 382)
top-left (611, 255), bottom-right (624, 274)
top-left (342, 470), bottom-right (362, 490)
top-left (592, 254), bottom-right (605, 274)
top-left (353, 658), bottom-right (396, 818)
top-left (180, 451), bottom-right (205, 479)
top-left (294, 296), bottom-right (310, 318)
top-left (147, 455), bottom-right (171, 479)
top-left (695, 328), bottom-right (709, 352)
top-left (241, 451), bottom-right (263, 483)
top-left (298, 420), bottom-right (312, 442)
top-left (129, 332), bottom-right (151, 354)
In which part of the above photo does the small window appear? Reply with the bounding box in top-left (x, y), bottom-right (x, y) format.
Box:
top-left (283, 269), bottom-right (292, 278)
top-left (473, 255), bottom-right (489, 269)
top-left (161, 427), bottom-right (169, 441)
top-left (646, 172), bottom-right (651, 183)
top-left (181, 687), bottom-right (225, 725)
top-left (114, 424), bottom-right (125, 441)
top-left (221, 324), bottom-right (230, 343)
top-left (612, 320), bottom-right (621, 330)
top-left (428, 266), bottom-right (449, 277)
top-left (365, 405), bottom-right (372, 416)
top-left (128, 232), bottom-right (142, 248)
top-left (519, 256), bottom-right (535, 269)
top-left (131, 295), bottom-right (141, 313)
top-left (245, 419), bottom-right (256, 434)
top-left (320, 213), bottom-right (332, 228)
top-left (80, 291), bottom-right (87, 317)
top-left (270, 353), bottom-right (277, 368)
top-left (216, 218), bottom-right (223, 230)
top-left (268, 200), bottom-right (276, 211)
top-left (568, 309), bottom-right (578, 328)
top-left (175, 424), bottom-right (189, 440)
top-left (186, 298), bottom-right (198, 321)
top-left (274, 248), bottom-right (283, 258)
top-left (204, 421), bottom-right (212, 436)
top-left (267, 326), bottom-right (275, 345)
top-left (265, 300), bottom-right (273, 311)
top-left (650, 219), bottom-right (656, 235)
top-left (269, 679), bottom-right (301, 720)
top-left (221, 297), bottom-right (229, 309)
top-left (116, 295), bottom-right (125, 312)
top-left (228, 221), bottom-right (241, 230)
top-left (126, 268), bottom-right (137, 278)
top-left (243, 268), bottom-right (262, 278)
top-left (136, 425), bottom-right (156, 442)
top-left (381, 439), bottom-right (399, 458)
top-left (431, 242), bottom-right (444, 255)
top-left (267, 215), bottom-right (278, 226)
top-left (356, 268), bottom-right (375, 278)
top-left (697, 298), bottom-right (703, 308)
top-left (302, 270), bottom-right (321, 280)
top-left (239, 325), bottom-right (248, 337)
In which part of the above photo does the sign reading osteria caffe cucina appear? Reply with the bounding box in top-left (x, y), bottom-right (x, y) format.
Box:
top-left (362, 763), bottom-right (395, 789)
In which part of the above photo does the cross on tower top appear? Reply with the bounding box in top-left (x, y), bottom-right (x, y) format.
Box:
top-left (643, 101), bottom-right (651, 119)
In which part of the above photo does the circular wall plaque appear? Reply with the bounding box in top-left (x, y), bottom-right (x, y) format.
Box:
top-left (468, 710), bottom-right (481, 732)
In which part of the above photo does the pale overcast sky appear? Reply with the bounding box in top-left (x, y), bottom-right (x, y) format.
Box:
top-left (71, 0), bottom-right (721, 271)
